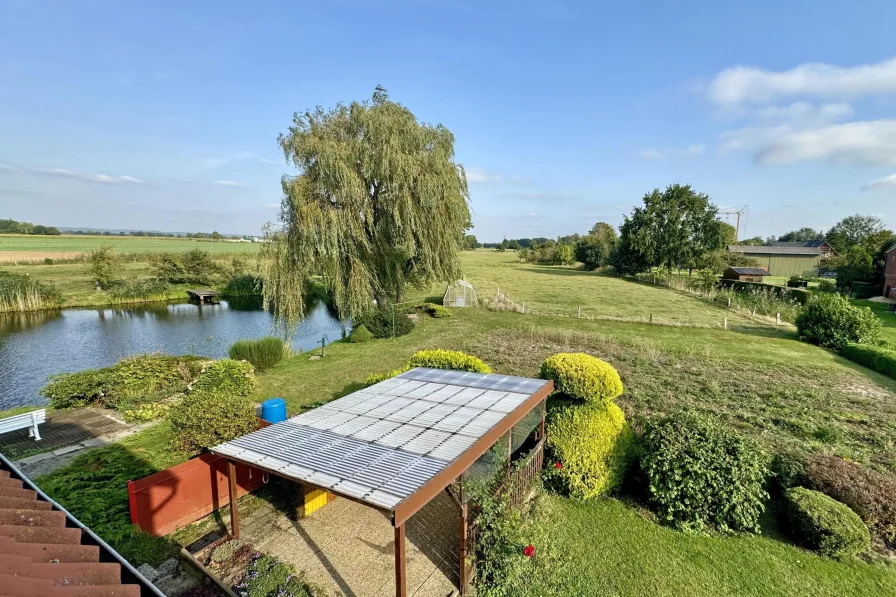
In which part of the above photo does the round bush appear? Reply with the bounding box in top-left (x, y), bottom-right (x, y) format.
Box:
top-left (363, 368), bottom-right (408, 387)
top-left (641, 412), bottom-right (768, 533)
top-left (408, 349), bottom-right (493, 373)
top-left (190, 359), bottom-right (257, 396)
top-left (540, 353), bottom-right (623, 404)
top-left (354, 305), bottom-right (414, 339)
top-left (228, 337), bottom-right (287, 372)
top-left (350, 324), bottom-right (374, 343)
top-left (785, 487), bottom-right (871, 558)
top-left (795, 294), bottom-right (882, 350)
top-left (170, 390), bottom-right (256, 451)
top-left (545, 402), bottom-right (635, 499)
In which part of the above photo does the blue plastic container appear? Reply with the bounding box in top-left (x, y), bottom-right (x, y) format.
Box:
top-left (261, 398), bottom-right (287, 424)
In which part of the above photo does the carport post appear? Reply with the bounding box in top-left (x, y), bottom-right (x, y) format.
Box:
top-left (395, 524), bottom-right (407, 597)
top-left (227, 460), bottom-right (240, 538)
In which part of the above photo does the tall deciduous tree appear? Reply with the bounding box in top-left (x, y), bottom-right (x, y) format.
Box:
top-left (825, 214), bottom-right (886, 253)
top-left (778, 227), bottom-right (823, 243)
top-left (262, 87), bottom-right (471, 329)
top-left (612, 184), bottom-right (725, 273)
top-left (575, 222), bottom-right (618, 270)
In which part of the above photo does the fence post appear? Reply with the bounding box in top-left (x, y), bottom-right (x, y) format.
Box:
top-left (724, 318), bottom-right (728, 330)
top-left (522, 303), bottom-right (525, 313)
top-left (728, 298), bottom-right (732, 308)
top-left (776, 312), bottom-right (782, 325)
top-left (752, 306), bottom-right (757, 317)
top-left (577, 306), bottom-right (581, 319)
top-left (649, 313), bottom-right (653, 325)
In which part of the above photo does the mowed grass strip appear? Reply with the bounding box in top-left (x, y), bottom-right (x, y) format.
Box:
top-left (0, 233), bottom-right (260, 260)
top-left (538, 496), bottom-right (896, 597)
top-left (410, 250), bottom-right (759, 328)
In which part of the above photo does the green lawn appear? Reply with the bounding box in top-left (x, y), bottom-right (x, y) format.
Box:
top-left (409, 250), bottom-right (760, 329)
top-left (853, 299), bottom-right (896, 346)
top-left (537, 497), bottom-right (895, 597)
top-left (0, 233), bottom-right (260, 260)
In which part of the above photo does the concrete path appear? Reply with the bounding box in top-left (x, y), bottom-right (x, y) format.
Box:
top-left (239, 492), bottom-right (460, 597)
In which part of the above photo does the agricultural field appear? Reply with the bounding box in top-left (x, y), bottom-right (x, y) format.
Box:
top-left (0, 233), bottom-right (259, 263)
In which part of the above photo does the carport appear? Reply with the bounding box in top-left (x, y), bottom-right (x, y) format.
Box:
top-left (212, 367), bottom-right (552, 597)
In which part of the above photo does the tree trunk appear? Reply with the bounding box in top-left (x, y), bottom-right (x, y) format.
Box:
top-left (395, 287), bottom-right (403, 304)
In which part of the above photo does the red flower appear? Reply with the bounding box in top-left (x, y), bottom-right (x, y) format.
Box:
top-left (554, 461), bottom-right (562, 470)
top-left (523, 544), bottom-right (535, 558)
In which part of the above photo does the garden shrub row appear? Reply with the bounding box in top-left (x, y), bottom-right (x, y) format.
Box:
top-left (416, 302), bottom-right (452, 318)
top-left (42, 354), bottom-right (206, 409)
top-left (228, 336), bottom-right (288, 371)
top-left (785, 487), bottom-right (871, 558)
top-left (718, 279), bottom-right (812, 305)
top-left (408, 349), bottom-right (493, 373)
top-left (841, 343), bottom-right (896, 380)
top-left (354, 304), bottom-right (414, 339)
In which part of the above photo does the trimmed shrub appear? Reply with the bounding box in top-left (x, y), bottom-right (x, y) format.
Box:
top-left (641, 412), bottom-right (768, 533)
top-left (718, 279), bottom-right (812, 305)
top-left (545, 402), bottom-right (635, 499)
top-left (408, 349), bottom-right (493, 373)
top-left (42, 354), bottom-right (202, 409)
top-left (418, 302), bottom-right (452, 318)
top-left (363, 368), bottom-right (408, 387)
top-left (769, 452), bottom-right (807, 493)
top-left (354, 305), bottom-right (414, 339)
top-left (842, 343), bottom-right (896, 380)
top-left (804, 453), bottom-right (896, 548)
top-left (169, 390), bottom-right (255, 451)
top-left (539, 353), bottom-right (623, 404)
top-left (350, 324), bottom-right (374, 343)
top-left (785, 487), bottom-right (871, 558)
top-left (190, 359), bottom-right (257, 396)
top-left (795, 294), bottom-right (882, 350)
top-left (228, 337), bottom-right (287, 372)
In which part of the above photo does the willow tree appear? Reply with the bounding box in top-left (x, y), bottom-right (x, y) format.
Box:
top-left (261, 87), bottom-right (471, 331)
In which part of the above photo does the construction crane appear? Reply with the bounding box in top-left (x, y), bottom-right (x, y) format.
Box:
top-left (718, 205), bottom-right (748, 242)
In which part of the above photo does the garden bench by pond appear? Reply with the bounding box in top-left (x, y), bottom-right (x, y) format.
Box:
top-left (0, 409), bottom-right (45, 441)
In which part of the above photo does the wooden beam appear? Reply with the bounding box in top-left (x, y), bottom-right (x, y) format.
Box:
top-left (395, 524), bottom-right (407, 597)
top-left (227, 460), bottom-right (240, 538)
top-left (459, 502), bottom-right (468, 595)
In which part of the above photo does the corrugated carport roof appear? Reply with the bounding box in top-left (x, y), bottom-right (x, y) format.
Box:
top-left (212, 367), bottom-right (552, 526)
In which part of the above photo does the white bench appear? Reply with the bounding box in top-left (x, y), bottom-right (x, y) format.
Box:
top-left (0, 409), bottom-right (46, 441)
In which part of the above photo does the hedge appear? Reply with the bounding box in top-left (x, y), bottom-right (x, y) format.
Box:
top-left (354, 305), bottom-right (414, 339)
top-left (795, 294), bottom-right (882, 350)
top-left (408, 349), bottom-right (493, 373)
top-left (540, 353), bottom-right (623, 405)
top-left (841, 343), bottom-right (896, 380)
top-left (190, 359), bottom-right (257, 397)
top-left (169, 390), bottom-right (256, 451)
top-left (718, 279), bottom-right (812, 305)
top-left (785, 487), bottom-right (871, 558)
top-left (350, 324), bottom-right (374, 343)
top-left (545, 402), bottom-right (635, 499)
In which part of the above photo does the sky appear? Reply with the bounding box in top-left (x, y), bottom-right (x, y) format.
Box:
top-left (1, 0), bottom-right (895, 241)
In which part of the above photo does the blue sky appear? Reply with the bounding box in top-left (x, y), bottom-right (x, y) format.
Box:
top-left (1, 0), bottom-right (895, 241)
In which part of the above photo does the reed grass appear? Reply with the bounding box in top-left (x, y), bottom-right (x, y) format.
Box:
top-left (228, 336), bottom-right (288, 371)
top-left (0, 271), bottom-right (63, 312)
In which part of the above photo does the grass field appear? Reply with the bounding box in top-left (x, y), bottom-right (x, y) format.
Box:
top-left (28, 251), bottom-right (896, 593)
top-left (0, 234), bottom-right (259, 263)
top-left (853, 298), bottom-right (896, 346)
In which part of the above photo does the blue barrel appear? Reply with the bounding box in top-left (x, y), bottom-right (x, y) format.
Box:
top-left (261, 398), bottom-right (287, 424)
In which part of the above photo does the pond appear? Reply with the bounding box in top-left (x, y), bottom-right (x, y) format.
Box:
top-left (0, 297), bottom-right (348, 411)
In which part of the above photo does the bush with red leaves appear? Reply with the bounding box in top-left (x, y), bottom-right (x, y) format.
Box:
top-left (805, 454), bottom-right (896, 548)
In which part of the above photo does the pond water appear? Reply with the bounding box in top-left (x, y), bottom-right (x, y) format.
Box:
top-left (0, 297), bottom-right (348, 411)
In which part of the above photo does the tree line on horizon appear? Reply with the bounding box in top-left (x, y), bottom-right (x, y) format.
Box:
top-left (0, 218), bottom-right (60, 235)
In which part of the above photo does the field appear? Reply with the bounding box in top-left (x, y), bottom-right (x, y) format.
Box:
top-left (0, 234), bottom-right (259, 263)
top-left (27, 249), bottom-right (896, 594)
top-left (853, 298), bottom-right (896, 345)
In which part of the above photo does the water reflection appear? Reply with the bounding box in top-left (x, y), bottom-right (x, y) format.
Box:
top-left (0, 298), bottom-right (348, 410)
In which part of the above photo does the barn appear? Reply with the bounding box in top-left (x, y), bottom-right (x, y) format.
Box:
top-left (726, 244), bottom-right (827, 277)
top-left (722, 267), bottom-right (769, 283)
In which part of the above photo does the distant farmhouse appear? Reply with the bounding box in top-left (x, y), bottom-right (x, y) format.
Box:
top-left (727, 241), bottom-right (837, 277)
top-left (885, 244), bottom-right (896, 299)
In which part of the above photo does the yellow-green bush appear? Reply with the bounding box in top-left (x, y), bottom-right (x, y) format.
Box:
top-left (545, 402), bottom-right (635, 500)
top-left (363, 367), bottom-right (409, 387)
top-left (350, 324), bottom-right (374, 343)
top-left (540, 353), bottom-right (623, 404)
top-left (408, 349), bottom-right (493, 373)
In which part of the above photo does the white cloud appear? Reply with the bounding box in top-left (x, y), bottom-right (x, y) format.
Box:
top-left (708, 56), bottom-right (896, 105)
top-left (211, 180), bottom-right (247, 187)
top-left (0, 164), bottom-right (17, 172)
top-left (862, 174), bottom-right (896, 191)
top-left (639, 144), bottom-right (705, 159)
top-left (466, 168), bottom-right (503, 184)
top-left (755, 102), bottom-right (853, 125)
top-left (201, 151), bottom-right (255, 169)
top-left (749, 120), bottom-right (896, 166)
top-left (33, 167), bottom-right (144, 184)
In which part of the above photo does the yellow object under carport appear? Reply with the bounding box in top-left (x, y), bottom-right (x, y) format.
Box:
top-left (302, 486), bottom-right (336, 517)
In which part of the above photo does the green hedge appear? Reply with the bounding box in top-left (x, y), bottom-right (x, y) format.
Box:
top-left (408, 349), bottom-right (493, 373)
top-left (718, 279), bottom-right (812, 305)
top-left (190, 359), bottom-right (257, 396)
top-left (350, 324), bottom-right (374, 343)
top-left (540, 353), bottom-right (623, 405)
top-left (841, 343), bottom-right (896, 380)
top-left (417, 302), bottom-right (452, 318)
top-left (641, 412), bottom-right (768, 533)
top-left (795, 294), bottom-right (882, 350)
top-left (785, 487), bottom-right (871, 558)
top-left (169, 390), bottom-right (256, 451)
top-left (354, 305), bottom-right (414, 339)
top-left (545, 402), bottom-right (635, 499)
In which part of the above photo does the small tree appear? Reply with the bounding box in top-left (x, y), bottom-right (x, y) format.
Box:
top-left (86, 246), bottom-right (120, 289)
